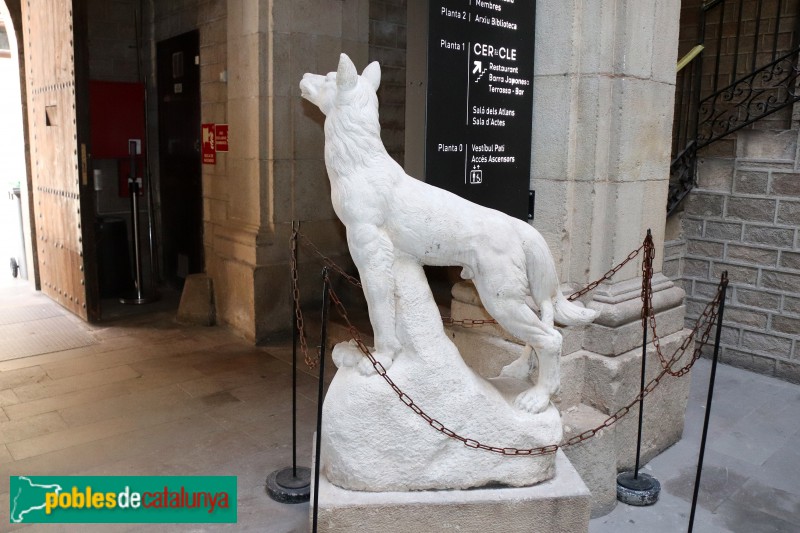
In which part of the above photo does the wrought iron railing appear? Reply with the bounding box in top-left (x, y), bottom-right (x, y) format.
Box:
top-left (696, 50), bottom-right (800, 147)
top-left (668, 140), bottom-right (699, 215)
top-left (668, 0), bottom-right (800, 215)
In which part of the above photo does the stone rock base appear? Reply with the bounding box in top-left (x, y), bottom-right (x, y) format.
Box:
top-left (323, 341), bottom-right (562, 491)
top-left (321, 257), bottom-right (564, 492)
top-left (313, 450), bottom-right (590, 533)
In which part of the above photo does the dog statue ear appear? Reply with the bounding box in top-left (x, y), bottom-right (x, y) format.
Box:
top-left (336, 53), bottom-right (358, 91)
top-left (362, 61), bottom-right (381, 92)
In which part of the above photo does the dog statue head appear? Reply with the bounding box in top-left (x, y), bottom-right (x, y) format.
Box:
top-left (300, 53), bottom-right (381, 116)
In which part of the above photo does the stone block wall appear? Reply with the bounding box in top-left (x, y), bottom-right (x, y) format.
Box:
top-left (86, 0), bottom-right (140, 82)
top-left (133, 1), bottom-right (369, 340)
top-left (369, 0), bottom-right (406, 165)
top-left (668, 129), bottom-right (800, 383)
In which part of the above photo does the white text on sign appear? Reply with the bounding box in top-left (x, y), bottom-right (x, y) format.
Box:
top-left (473, 43), bottom-right (517, 61)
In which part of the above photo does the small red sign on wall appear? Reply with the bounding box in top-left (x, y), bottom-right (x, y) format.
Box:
top-left (202, 123), bottom-right (216, 164)
top-left (215, 124), bottom-right (229, 152)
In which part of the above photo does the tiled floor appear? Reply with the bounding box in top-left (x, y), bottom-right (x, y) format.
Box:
top-left (1, 279), bottom-right (799, 532)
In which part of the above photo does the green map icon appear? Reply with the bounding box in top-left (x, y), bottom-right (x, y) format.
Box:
top-left (8, 475), bottom-right (237, 523)
top-left (9, 476), bottom-right (63, 523)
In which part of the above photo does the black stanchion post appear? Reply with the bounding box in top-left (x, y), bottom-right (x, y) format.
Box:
top-left (634, 281), bottom-right (648, 480)
top-left (120, 139), bottom-right (158, 305)
top-left (266, 222), bottom-right (311, 504)
top-left (292, 222), bottom-right (299, 478)
top-left (687, 271), bottom-right (728, 533)
top-left (312, 267), bottom-right (331, 533)
top-left (617, 229), bottom-right (661, 506)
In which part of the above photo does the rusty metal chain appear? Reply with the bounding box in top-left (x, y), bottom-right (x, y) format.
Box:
top-left (441, 317), bottom-right (498, 327)
top-left (297, 231), bottom-right (363, 289)
top-left (639, 232), bottom-right (726, 377)
top-left (568, 243), bottom-right (646, 301)
top-left (641, 231), bottom-right (655, 326)
top-left (324, 269), bottom-right (723, 456)
top-left (563, 289), bottom-right (722, 447)
top-left (291, 228), bottom-right (318, 369)
top-left (293, 231), bottom-right (724, 455)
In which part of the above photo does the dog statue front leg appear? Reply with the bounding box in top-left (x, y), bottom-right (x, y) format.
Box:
top-left (347, 223), bottom-right (402, 375)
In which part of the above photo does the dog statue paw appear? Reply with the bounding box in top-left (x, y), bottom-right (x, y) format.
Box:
top-left (514, 386), bottom-right (552, 414)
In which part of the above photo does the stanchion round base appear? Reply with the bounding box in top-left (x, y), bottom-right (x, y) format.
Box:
top-left (616, 471), bottom-right (660, 506)
top-left (266, 466), bottom-right (311, 504)
top-left (119, 292), bottom-right (160, 305)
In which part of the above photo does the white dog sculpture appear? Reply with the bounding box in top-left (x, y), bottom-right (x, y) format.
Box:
top-left (300, 54), bottom-right (597, 414)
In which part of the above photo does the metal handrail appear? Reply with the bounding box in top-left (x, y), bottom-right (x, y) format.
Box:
top-left (677, 45), bottom-right (705, 73)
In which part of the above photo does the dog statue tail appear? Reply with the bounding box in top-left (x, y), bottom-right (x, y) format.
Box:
top-left (526, 230), bottom-right (599, 327)
top-left (553, 291), bottom-right (598, 326)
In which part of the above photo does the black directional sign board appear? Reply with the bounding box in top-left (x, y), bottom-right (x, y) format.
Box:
top-left (425, 0), bottom-right (535, 220)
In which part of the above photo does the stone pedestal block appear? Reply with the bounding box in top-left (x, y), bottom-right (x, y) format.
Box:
top-left (562, 404), bottom-right (618, 518)
top-left (313, 450), bottom-right (590, 533)
top-left (585, 274), bottom-right (687, 356)
top-left (582, 329), bottom-right (694, 470)
top-left (176, 273), bottom-right (216, 326)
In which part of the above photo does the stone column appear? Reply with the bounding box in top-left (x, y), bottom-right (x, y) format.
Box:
top-left (206, 0), bottom-right (367, 341)
top-left (527, 0), bottom-right (690, 361)
top-left (532, 0), bottom-right (678, 283)
top-left (200, 0), bottom-right (270, 341)
top-left (530, 0), bottom-right (690, 477)
top-left (450, 0), bottom-right (692, 517)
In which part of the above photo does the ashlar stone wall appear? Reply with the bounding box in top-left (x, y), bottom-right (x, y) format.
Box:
top-left (86, 0), bottom-right (140, 82)
top-left (667, 129), bottom-right (800, 383)
top-left (531, 0), bottom-right (679, 285)
top-left (369, 0), bottom-right (406, 165)
top-left (140, 0), bottom-right (368, 341)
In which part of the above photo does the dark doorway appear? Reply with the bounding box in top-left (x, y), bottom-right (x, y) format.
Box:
top-left (156, 30), bottom-right (203, 286)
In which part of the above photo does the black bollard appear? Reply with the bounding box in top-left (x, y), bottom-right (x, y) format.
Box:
top-left (688, 271), bottom-right (728, 532)
top-left (266, 222), bottom-right (311, 504)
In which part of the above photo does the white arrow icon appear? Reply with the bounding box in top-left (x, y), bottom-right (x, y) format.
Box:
top-left (473, 61), bottom-right (482, 74)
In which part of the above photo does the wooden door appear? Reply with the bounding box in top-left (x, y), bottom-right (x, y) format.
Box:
top-left (21, 0), bottom-right (98, 320)
top-left (157, 31), bottom-right (203, 286)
